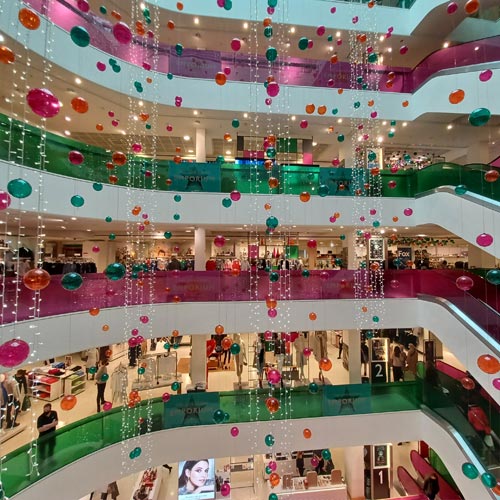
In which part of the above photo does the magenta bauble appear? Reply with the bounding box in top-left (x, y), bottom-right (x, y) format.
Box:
top-left (0, 191), bottom-right (11, 211)
top-left (112, 22), bottom-right (132, 44)
top-left (26, 88), bottom-right (61, 118)
top-left (0, 339), bottom-right (30, 367)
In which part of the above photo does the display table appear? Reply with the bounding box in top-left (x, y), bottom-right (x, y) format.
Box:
top-left (130, 468), bottom-right (162, 500)
top-left (273, 476), bottom-right (347, 500)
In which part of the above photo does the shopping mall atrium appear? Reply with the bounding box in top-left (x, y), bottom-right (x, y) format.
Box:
top-left (0, 0), bottom-right (499, 499)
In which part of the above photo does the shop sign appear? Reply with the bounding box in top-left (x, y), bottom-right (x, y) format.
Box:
top-left (168, 162), bottom-right (221, 192)
top-left (322, 383), bottom-right (371, 416)
top-left (164, 392), bottom-right (220, 429)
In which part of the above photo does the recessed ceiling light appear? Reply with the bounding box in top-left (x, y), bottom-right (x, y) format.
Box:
top-left (183, 135), bottom-right (190, 141)
top-left (86, 229), bottom-right (92, 232)
top-left (133, 115), bottom-right (139, 121)
top-left (0, 35), bottom-right (4, 43)
top-left (64, 130), bottom-right (71, 136)
top-left (377, 136), bottom-right (384, 143)
top-left (75, 77), bottom-right (82, 85)
top-left (188, 149), bottom-right (194, 153)
top-left (243, 22), bottom-right (248, 29)
top-left (243, 112), bottom-right (248, 118)
top-left (447, 124), bottom-right (453, 130)
top-left (337, 118), bottom-right (342, 123)
top-left (138, 101), bottom-right (144, 107)
top-left (225, 150), bottom-right (232, 155)
top-left (336, 31), bottom-right (341, 37)
top-left (405, 227), bottom-right (409, 230)
top-left (402, 122), bottom-right (407, 127)
top-left (417, 234), bottom-right (427, 237)
top-left (194, 17), bottom-right (199, 24)
top-left (382, 121), bottom-right (387, 126)
top-left (379, 35), bottom-right (385, 42)
top-left (443, 42), bottom-right (449, 48)
top-left (121, 130), bottom-right (126, 135)
top-left (71, 217), bottom-right (77, 221)
top-left (140, 2), bottom-right (146, 9)
top-left (380, 229), bottom-right (386, 234)
top-left (193, 110), bottom-right (198, 115)
top-left (387, 47), bottom-right (392, 53)
top-left (65, 116), bottom-right (71, 122)
top-left (291, 115), bottom-right (296, 121)
top-left (290, 27), bottom-right (296, 34)
top-left (312, 142), bottom-right (317, 146)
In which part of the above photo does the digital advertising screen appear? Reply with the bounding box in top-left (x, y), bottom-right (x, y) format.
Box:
top-left (178, 458), bottom-right (215, 500)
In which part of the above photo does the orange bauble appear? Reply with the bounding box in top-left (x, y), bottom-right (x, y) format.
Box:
top-left (305, 103), bottom-right (315, 114)
top-left (111, 10), bottom-right (122, 20)
top-left (135, 22), bottom-right (145, 36)
top-left (173, 155), bottom-right (182, 164)
top-left (337, 88), bottom-right (344, 95)
top-left (357, 33), bottom-right (367, 43)
top-left (309, 312), bottom-right (317, 321)
top-left (370, 262), bottom-right (380, 271)
top-left (484, 170), bottom-right (499, 183)
top-left (215, 72), bottom-right (227, 86)
top-left (264, 203), bottom-right (272, 210)
top-left (330, 54), bottom-right (338, 64)
top-left (96, 124), bottom-right (104, 131)
top-left (176, 2), bottom-right (184, 11)
top-left (266, 296), bottom-right (277, 309)
top-left (402, 100), bottom-right (409, 107)
top-left (112, 151), bottom-right (127, 166)
top-left (214, 324), bottom-right (225, 335)
top-left (269, 472), bottom-right (281, 487)
top-left (23, 268), bottom-right (51, 291)
top-left (334, 212), bottom-right (340, 219)
top-left (370, 167), bottom-right (380, 176)
top-left (18, 8), bottom-right (41, 30)
top-left (392, 216), bottom-right (399, 222)
top-left (317, 105), bottom-right (327, 115)
top-left (319, 358), bottom-right (332, 371)
top-left (172, 329), bottom-right (180, 337)
top-left (89, 308), bottom-right (100, 316)
top-left (102, 324), bottom-right (109, 332)
top-left (268, 177), bottom-right (279, 189)
top-left (299, 191), bottom-right (311, 202)
top-left (477, 354), bottom-right (500, 374)
top-left (448, 89), bottom-right (465, 105)
top-left (222, 337), bottom-right (232, 350)
top-left (263, 18), bottom-right (272, 27)
top-left (367, 100), bottom-right (374, 107)
top-left (223, 133), bottom-right (232, 141)
top-left (266, 397), bottom-right (280, 414)
top-left (172, 295), bottom-right (182, 303)
top-left (108, 175), bottom-right (118, 184)
top-left (71, 96), bottom-right (89, 114)
top-left (139, 113), bottom-right (149, 122)
top-left (303, 428), bottom-right (312, 439)
top-left (132, 206), bottom-right (142, 216)
top-left (60, 395), bottom-right (77, 411)
top-left (167, 20), bottom-right (175, 30)
top-left (464, 0), bottom-right (479, 14)
top-left (264, 159), bottom-right (274, 171)
top-left (105, 349), bottom-right (112, 357)
top-left (0, 46), bottom-right (15, 64)
top-left (267, 134), bottom-right (277, 145)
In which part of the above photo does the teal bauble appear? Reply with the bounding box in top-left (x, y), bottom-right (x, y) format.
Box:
top-left (469, 108), bottom-right (491, 127)
top-left (222, 198), bottom-right (232, 208)
top-left (164, 231), bottom-right (172, 239)
top-left (70, 26), bottom-right (90, 47)
top-left (302, 269), bottom-right (310, 278)
top-left (486, 269), bottom-right (500, 285)
top-left (266, 216), bottom-right (279, 228)
top-left (7, 179), bottom-right (32, 199)
top-left (213, 409), bottom-right (225, 424)
top-left (265, 434), bottom-right (275, 446)
top-left (308, 382), bottom-right (319, 394)
top-left (93, 183), bottom-right (103, 191)
top-left (298, 37), bottom-right (308, 50)
top-left (322, 449), bottom-right (332, 461)
top-left (318, 184), bottom-right (329, 197)
top-left (71, 195), bottom-right (85, 207)
top-left (455, 185), bottom-right (467, 195)
top-left (266, 47), bottom-right (278, 62)
top-left (269, 272), bottom-right (279, 282)
top-left (61, 272), bottom-right (83, 291)
top-left (105, 262), bottom-right (126, 281)
top-left (461, 463), bottom-right (479, 479)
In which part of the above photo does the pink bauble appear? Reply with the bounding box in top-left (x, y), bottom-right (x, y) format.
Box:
top-left (352, 16), bottom-right (359, 24)
top-left (370, 111), bottom-right (378, 119)
top-left (300, 120), bottom-right (308, 129)
top-left (142, 213), bottom-right (148, 220)
top-left (264, 330), bottom-right (273, 341)
top-left (0, 339), bottom-right (30, 367)
top-left (131, 328), bottom-right (139, 336)
top-left (265, 98), bottom-right (272, 106)
top-left (476, 233), bottom-right (493, 247)
top-left (330, 7), bottom-right (336, 13)
top-left (319, 271), bottom-right (329, 281)
top-left (108, 111), bottom-right (115, 118)
top-left (455, 275), bottom-right (474, 291)
top-left (136, 335), bottom-right (145, 344)
top-left (77, 0), bottom-right (90, 12)
top-left (132, 143), bottom-right (142, 153)
top-left (214, 235), bottom-right (226, 248)
top-left (332, 158), bottom-right (340, 166)
top-left (166, 124), bottom-right (173, 132)
top-left (403, 208), bottom-right (413, 216)
top-left (92, 245), bottom-right (100, 253)
top-left (390, 279), bottom-right (400, 289)
top-left (230, 426), bottom-right (239, 437)
top-left (388, 180), bottom-right (397, 189)
top-left (140, 315), bottom-right (149, 324)
top-left (308, 40), bottom-right (314, 49)
top-left (128, 337), bottom-right (138, 347)
top-left (370, 209), bottom-right (377, 215)
top-left (138, 224), bottom-right (145, 231)
top-left (388, 26), bottom-right (394, 32)
top-left (230, 190), bottom-right (241, 201)
top-left (224, 67), bottom-right (231, 75)
top-left (360, 216), bottom-right (366, 222)
top-left (111, 120), bottom-right (119, 127)
top-left (390, 166), bottom-right (399, 173)
top-left (447, 2), bottom-right (458, 13)
top-left (327, 79), bottom-right (334, 87)
top-left (399, 45), bottom-right (408, 55)
top-left (268, 308), bottom-right (277, 318)
top-left (268, 460), bottom-right (277, 471)
top-left (307, 239), bottom-right (317, 249)
top-left (493, 378), bottom-right (500, 390)
top-left (303, 347), bottom-right (312, 357)
top-left (162, 392), bottom-right (171, 402)
top-left (102, 401), bottom-right (113, 411)
top-left (112, 22), bottom-right (132, 45)
top-left (267, 82), bottom-right (280, 97)
top-left (26, 88), bottom-right (61, 118)
top-left (479, 69), bottom-right (492, 82)
top-left (329, 216), bottom-right (336, 223)
top-left (0, 191), bottom-right (12, 210)
top-left (267, 369), bottom-right (281, 384)
top-left (230, 38), bottom-right (241, 51)
top-left (217, 0), bottom-right (225, 6)
top-left (68, 150), bottom-right (84, 165)
top-left (311, 456), bottom-right (319, 467)
top-left (220, 483), bottom-right (231, 497)
top-left (364, 232), bottom-right (372, 240)
top-left (316, 25), bottom-right (326, 36)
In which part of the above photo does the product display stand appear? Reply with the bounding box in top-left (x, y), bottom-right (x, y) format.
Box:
top-left (272, 475), bottom-right (347, 499)
top-left (130, 468), bottom-right (162, 500)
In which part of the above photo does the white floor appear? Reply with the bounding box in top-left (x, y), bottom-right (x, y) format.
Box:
top-left (1, 333), bottom-right (460, 499)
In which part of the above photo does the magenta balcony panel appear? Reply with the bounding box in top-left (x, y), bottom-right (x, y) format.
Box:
top-left (1, 270), bottom-right (499, 342)
top-left (23, 1), bottom-right (500, 94)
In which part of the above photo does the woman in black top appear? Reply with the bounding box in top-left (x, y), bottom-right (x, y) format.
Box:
top-left (295, 451), bottom-right (305, 476)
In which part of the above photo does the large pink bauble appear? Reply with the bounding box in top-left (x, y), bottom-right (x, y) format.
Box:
top-left (455, 275), bottom-right (474, 291)
top-left (230, 426), bottom-right (239, 437)
top-left (267, 368), bottom-right (281, 384)
top-left (447, 1), bottom-right (458, 13)
top-left (0, 339), bottom-right (30, 367)
top-left (268, 460), bottom-right (277, 471)
top-left (230, 38), bottom-right (241, 51)
top-left (220, 483), bottom-right (231, 497)
top-left (26, 88), bottom-right (61, 118)
top-left (214, 235), bottom-right (226, 248)
top-left (267, 82), bottom-right (280, 97)
top-left (479, 69), bottom-right (492, 82)
top-left (113, 22), bottom-right (132, 44)
top-left (68, 150), bottom-right (84, 165)
top-left (102, 401), bottom-right (113, 411)
top-left (0, 191), bottom-right (11, 210)
top-left (476, 233), bottom-right (493, 247)
top-left (307, 239), bottom-right (317, 249)
top-left (303, 347), bottom-right (312, 357)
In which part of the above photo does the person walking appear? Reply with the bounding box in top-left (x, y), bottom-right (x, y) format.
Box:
top-left (37, 403), bottom-right (58, 465)
top-left (391, 345), bottom-right (406, 382)
top-left (295, 451), bottom-right (305, 477)
top-left (423, 473), bottom-right (440, 500)
top-left (95, 360), bottom-right (109, 412)
top-left (405, 343), bottom-right (418, 380)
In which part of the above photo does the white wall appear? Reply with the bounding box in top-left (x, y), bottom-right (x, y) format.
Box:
top-left (11, 410), bottom-right (495, 500)
top-left (2, 298), bottom-right (499, 405)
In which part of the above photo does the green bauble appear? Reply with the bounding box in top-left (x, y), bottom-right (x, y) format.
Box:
top-left (486, 269), bottom-right (500, 285)
top-left (264, 26), bottom-right (273, 38)
top-left (230, 343), bottom-right (241, 355)
top-left (266, 47), bottom-right (278, 62)
top-left (265, 434), bottom-right (275, 446)
top-left (298, 37), bottom-right (308, 50)
top-left (308, 382), bottom-right (319, 394)
top-left (222, 198), bottom-right (232, 208)
top-left (164, 231), bottom-right (172, 239)
top-left (61, 272), bottom-right (83, 291)
top-left (469, 108), bottom-right (491, 127)
top-left (322, 449), bottom-right (332, 461)
top-left (455, 185), bottom-right (467, 195)
top-left (213, 409), bottom-right (225, 424)
top-left (70, 26), bottom-right (90, 47)
top-left (105, 263), bottom-right (126, 281)
top-left (7, 179), bottom-right (32, 199)
top-left (269, 272), bottom-right (279, 282)
top-left (318, 184), bottom-right (329, 197)
top-left (461, 463), bottom-right (479, 479)
top-left (71, 195), bottom-right (85, 207)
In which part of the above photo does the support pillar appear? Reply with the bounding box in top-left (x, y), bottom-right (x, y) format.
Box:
top-left (343, 233), bottom-right (358, 270)
top-left (338, 133), bottom-right (355, 168)
top-left (196, 128), bottom-right (206, 163)
top-left (343, 447), bottom-right (365, 500)
top-left (190, 334), bottom-right (207, 386)
top-left (194, 227), bottom-right (207, 271)
top-left (346, 329), bottom-right (361, 384)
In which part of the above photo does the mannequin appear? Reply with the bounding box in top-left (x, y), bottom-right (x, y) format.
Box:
top-left (255, 335), bottom-right (265, 388)
top-left (314, 331), bottom-right (328, 362)
top-left (294, 332), bottom-right (307, 380)
top-left (233, 333), bottom-right (247, 388)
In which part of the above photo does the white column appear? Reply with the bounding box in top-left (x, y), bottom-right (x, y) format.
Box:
top-left (194, 227), bottom-right (207, 271)
top-left (338, 133), bottom-right (355, 168)
top-left (346, 329), bottom-right (361, 384)
top-left (343, 446), bottom-right (365, 500)
top-left (343, 233), bottom-right (357, 270)
top-left (196, 128), bottom-right (206, 163)
top-left (190, 334), bottom-right (207, 386)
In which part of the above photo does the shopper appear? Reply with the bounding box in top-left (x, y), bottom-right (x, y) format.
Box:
top-left (391, 345), bottom-right (406, 382)
top-left (168, 256), bottom-right (181, 271)
top-left (37, 403), bottom-right (58, 464)
top-left (178, 459), bottom-right (212, 494)
top-left (314, 454), bottom-right (325, 475)
top-left (85, 347), bottom-right (99, 380)
top-left (405, 343), bottom-right (418, 379)
top-left (1, 374), bottom-right (20, 428)
top-left (295, 451), bottom-right (305, 477)
top-left (337, 334), bottom-right (343, 359)
top-left (96, 360), bottom-right (109, 412)
top-left (423, 473), bottom-right (440, 500)
top-left (361, 341), bottom-right (369, 377)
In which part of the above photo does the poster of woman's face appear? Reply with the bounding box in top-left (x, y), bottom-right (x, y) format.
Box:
top-left (178, 458), bottom-right (215, 499)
